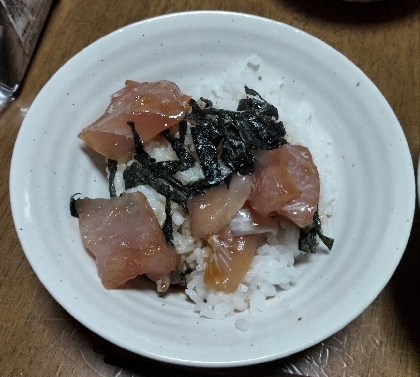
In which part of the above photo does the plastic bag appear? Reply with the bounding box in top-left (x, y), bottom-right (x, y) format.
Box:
top-left (0, 0), bottom-right (53, 111)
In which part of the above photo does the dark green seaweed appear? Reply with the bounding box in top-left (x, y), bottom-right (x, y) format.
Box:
top-left (312, 210), bottom-right (334, 250)
top-left (123, 161), bottom-right (188, 210)
top-left (185, 87), bottom-right (288, 180)
top-left (298, 228), bottom-right (317, 254)
top-left (107, 159), bottom-right (118, 198)
top-left (128, 121), bottom-right (156, 164)
top-left (70, 193), bottom-right (82, 218)
top-left (124, 121), bottom-right (204, 242)
top-left (238, 85), bottom-right (280, 119)
top-left (162, 197), bottom-right (174, 245)
top-left (298, 209), bottom-right (334, 253)
top-left (190, 120), bottom-right (224, 184)
top-left (218, 113), bottom-right (255, 175)
top-left (160, 122), bottom-right (195, 173)
top-left (126, 122), bottom-right (201, 197)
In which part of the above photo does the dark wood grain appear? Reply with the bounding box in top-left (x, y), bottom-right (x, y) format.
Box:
top-left (0, 1), bottom-right (418, 376)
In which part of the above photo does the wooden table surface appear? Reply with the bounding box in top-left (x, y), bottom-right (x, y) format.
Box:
top-left (1, 1), bottom-right (419, 376)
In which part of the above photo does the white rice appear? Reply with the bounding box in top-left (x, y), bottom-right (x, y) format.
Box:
top-left (112, 56), bottom-right (335, 327)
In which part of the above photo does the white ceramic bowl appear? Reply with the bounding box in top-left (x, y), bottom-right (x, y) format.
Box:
top-left (9, 11), bottom-right (415, 367)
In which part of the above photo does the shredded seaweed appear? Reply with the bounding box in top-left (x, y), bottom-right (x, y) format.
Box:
top-left (128, 121), bottom-right (155, 163)
top-left (185, 87), bottom-right (288, 181)
top-left (107, 159), bottom-right (118, 198)
top-left (218, 113), bottom-right (256, 175)
top-left (125, 122), bottom-right (201, 196)
top-left (159, 121), bottom-right (195, 173)
top-left (190, 120), bottom-right (225, 186)
top-left (238, 86), bottom-right (280, 118)
top-left (123, 121), bottom-right (205, 242)
top-left (70, 193), bottom-right (82, 218)
top-left (162, 198), bottom-right (174, 245)
top-left (298, 209), bottom-right (334, 253)
top-left (298, 228), bottom-right (317, 254)
top-left (123, 159), bottom-right (188, 210)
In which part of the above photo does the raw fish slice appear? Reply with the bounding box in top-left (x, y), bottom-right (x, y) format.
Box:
top-left (187, 173), bottom-right (255, 239)
top-left (228, 207), bottom-right (279, 237)
top-left (75, 192), bottom-right (177, 291)
top-left (204, 234), bottom-right (264, 293)
top-left (248, 163), bottom-right (302, 216)
top-left (78, 80), bottom-right (190, 160)
top-left (250, 144), bottom-right (320, 228)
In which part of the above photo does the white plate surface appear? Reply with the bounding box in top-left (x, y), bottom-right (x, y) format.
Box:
top-left (9, 11), bottom-right (415, 367)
